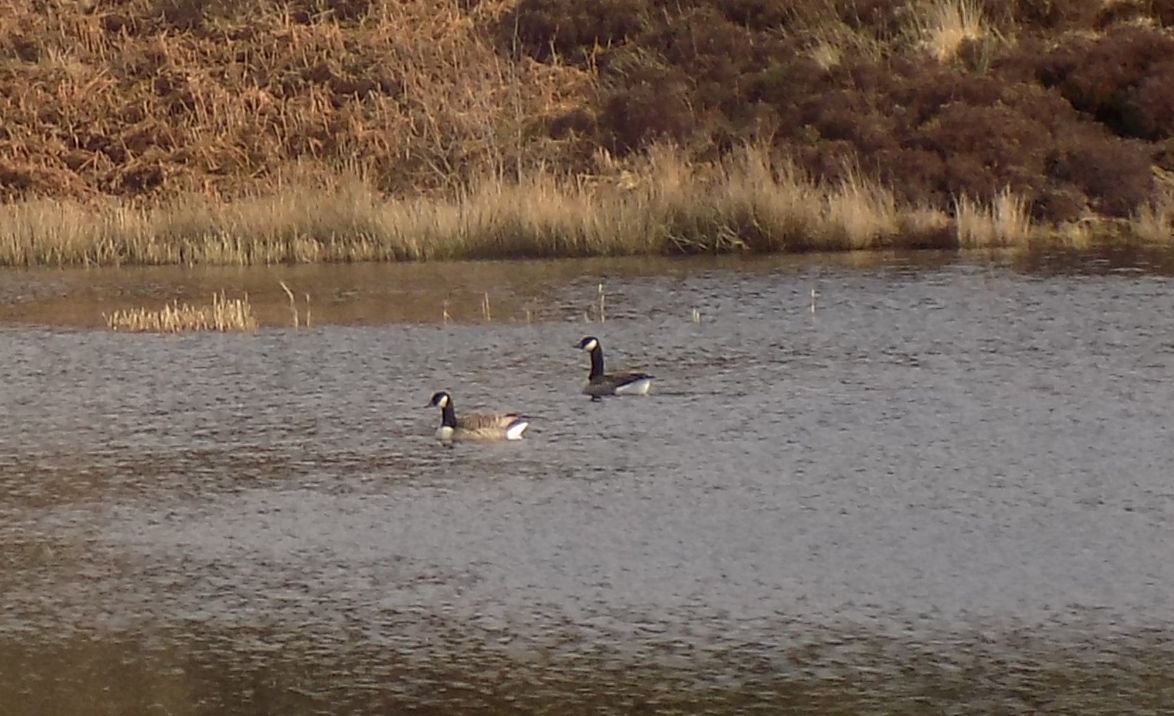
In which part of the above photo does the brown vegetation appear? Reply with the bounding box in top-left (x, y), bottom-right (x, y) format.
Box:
top-left (2, 0), bottom-right (1173, 265)
top-left (104, 291), bottom-right (257, 331)
top-left (0, 145), bottom-right (965, 265)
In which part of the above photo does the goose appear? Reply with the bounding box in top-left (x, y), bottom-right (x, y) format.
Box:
top-left (427, 391), bottom-right (530, 442)
top-left (577, 336), bottom-right (654, 398)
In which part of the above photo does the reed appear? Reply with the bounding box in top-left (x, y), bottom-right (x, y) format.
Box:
top-left (104, 292), bottom-right (257, 332)
top-left (278, 281), bottom-right (300, 328)
top-left (1131, 185), bottom-right (1174, 243)
top-left (1, 145), bottom-right (1165, 268)
top-left (956, 187), bottom-right (1033, 248)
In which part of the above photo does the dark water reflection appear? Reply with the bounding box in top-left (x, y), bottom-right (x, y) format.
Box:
top-left (2, 249), bottom-right (1174, 714)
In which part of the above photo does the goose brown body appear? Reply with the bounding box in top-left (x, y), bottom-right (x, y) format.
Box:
top-left (428, 391), bottom-right (530, 442)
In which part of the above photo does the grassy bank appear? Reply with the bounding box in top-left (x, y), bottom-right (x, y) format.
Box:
top-left (2, 143), bottom-right (1171, 266)
top-left (1, 1), bottom-right (1173, 265)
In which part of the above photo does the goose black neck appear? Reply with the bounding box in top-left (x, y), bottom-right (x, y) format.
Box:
top-left (440, 402), bottom-right (457, 428)
top-left (588, 345), bottom-right (605, 379)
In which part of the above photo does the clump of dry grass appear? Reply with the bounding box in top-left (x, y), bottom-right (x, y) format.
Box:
top-left (806, 24), bottom-right (886, 71)
top-left (916, 0), bottom-right (988, 61)
top-left (104, 292), bottom-right (257, 332)
top-left (823, 168), bottom-right (901, 249)
top-left (1131, 174), bottom-right (1174, 242)
top-left (956, 187), bottom-right (1033, 248)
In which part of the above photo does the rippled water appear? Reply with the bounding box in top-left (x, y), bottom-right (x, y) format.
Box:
top-left (3, 250), bottom-right (1174, 714)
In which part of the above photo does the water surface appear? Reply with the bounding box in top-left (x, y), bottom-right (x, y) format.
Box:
top-left (2, 249), bottom-right (1174, 714)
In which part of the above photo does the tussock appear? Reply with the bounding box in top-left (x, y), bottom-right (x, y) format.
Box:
top-left (956, 188), bottom-right (1033, 248)
top-left (1131, 178), bottom-right (1174, 242)
top-left (104, 292), bottom-right (257, 332)
top-left (917, 0), bottom-right (988, 62)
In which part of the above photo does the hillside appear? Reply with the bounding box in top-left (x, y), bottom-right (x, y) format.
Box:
top-left (1, 0), bottom-right (1172, 263)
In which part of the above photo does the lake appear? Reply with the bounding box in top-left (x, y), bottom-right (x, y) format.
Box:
top-left (2, 249), bottom-right (1173, 714)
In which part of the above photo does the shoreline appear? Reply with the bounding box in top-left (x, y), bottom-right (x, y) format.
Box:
top-left (2, 148), bottom-right (1171, 269)
top-left (5, 245), bottom-right (1174, 332)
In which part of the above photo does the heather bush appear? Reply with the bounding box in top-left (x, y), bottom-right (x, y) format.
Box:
top-left (1131, 59), bottom-right (1174, 140)
top-left (715, 0), bottom-right (791, 30)
top-left (1158, 0), bottom-right (1174, 25)
top-left (839, 0), bottom-right (909, 36)
top-left (504, 0), bottom-right (647, 63)
top-left (1039, 26), bottom-right (1174, 140)
top-left (596, 49), bottom-right (695, 152)
top-left (1047, 128), bottom-right (1155, 217)
top-left (986, 0), bottom-right (1104, 30)
top-left (915, 103), bottom-right (1052, 202)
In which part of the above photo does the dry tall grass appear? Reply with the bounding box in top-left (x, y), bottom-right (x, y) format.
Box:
top-left (0, 0), bottom-right (589, 201)
top-left (1131, 174), bottom-right (1174, 242)
top-left (3, 144), bottom-right (1168, 267)
top-left (955, 187), bottom-right (1033, 248)
top-left (104, 292), bottom-right (257, 332)
top-left (0, 145), bottom-right (937, 265)
top-left (917, 0), bottom-right (988, 61)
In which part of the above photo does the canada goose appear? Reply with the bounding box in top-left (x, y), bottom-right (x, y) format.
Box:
top-left (427, 391), bottom-right (530, 442)
top-left (576, 336), bottom-right (654, 398)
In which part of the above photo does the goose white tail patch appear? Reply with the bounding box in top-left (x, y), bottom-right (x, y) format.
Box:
top-left (615, 377), bottom-right (653, 395)
top-left (506, 420), bottom-right (530, 440)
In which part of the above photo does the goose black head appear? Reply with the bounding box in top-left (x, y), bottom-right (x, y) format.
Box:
top-left (577, 336), bottom-right (599, 351)
top-left (428, 391), bottom-right (451, 409)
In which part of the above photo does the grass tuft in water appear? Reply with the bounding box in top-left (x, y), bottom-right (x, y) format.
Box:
top-left (104, 292), bottom-right (257, 332)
